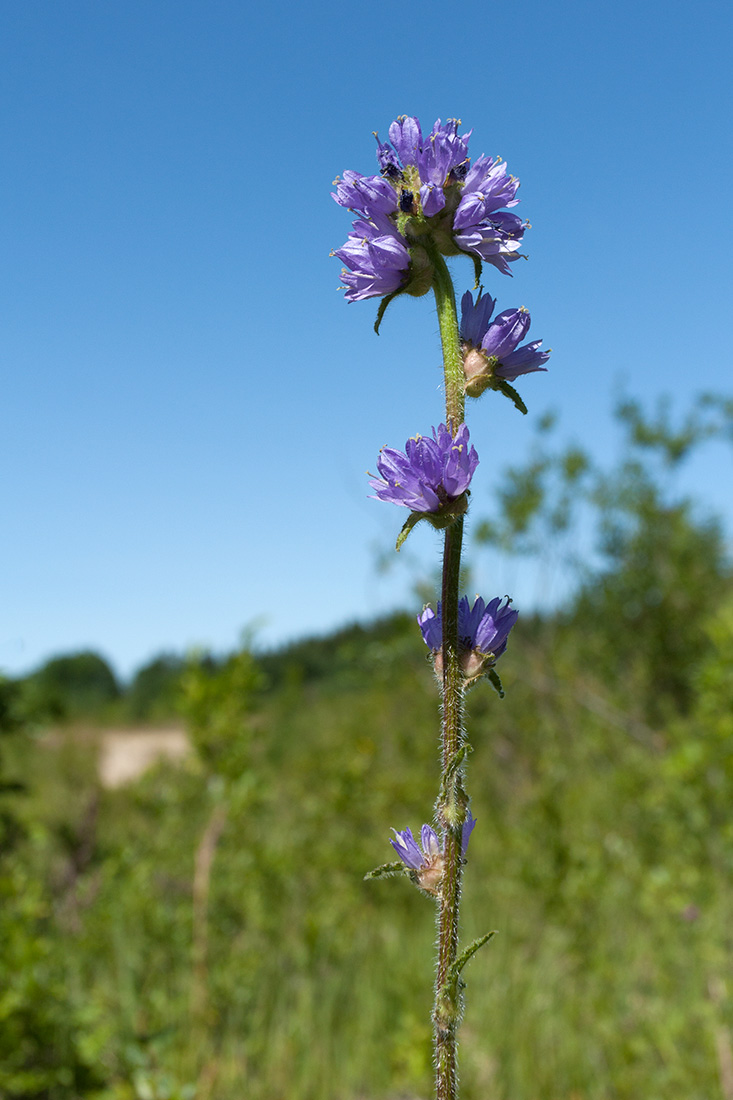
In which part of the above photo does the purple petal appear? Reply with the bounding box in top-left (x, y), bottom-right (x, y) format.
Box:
top-left (420, 181), bottom-right (446, 217)
top-left (369, 423), bottom-right (477, 514)
top-left (388, 116), bottom-right (423, 166)
top-left (417, 606), bottom-right (442, 650)
top-left (332, 171), bottom-right (398, 218)
top-left (480, 309), bottom-right (531, 360)
top-left (496, 341), bottom-right (550, 381)
top-left (474, 597), bottom-right (519, 656)
top-left (390, 827), bottom-right (425, 869)
top-left (461, 812), bottom-right (477, 856)
top-left (460, 290), bottom-right (496, 346)
top-left (421, 824), bottom-right (441, 860)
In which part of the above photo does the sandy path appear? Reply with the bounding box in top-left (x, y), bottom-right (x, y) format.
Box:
top-left (98, 727), bottom-right (190, 788)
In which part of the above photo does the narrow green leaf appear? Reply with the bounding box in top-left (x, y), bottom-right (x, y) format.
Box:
top-left (396, 511), bottom-right (424, 551)
top-left (496, 379), bottom-right (528, 415)
top-left (440, 744), bottom-right (473, 796)
top-left (374, 288), bottom-right (403, 334)
top-left (486, 668), bottom-right (505, 698)
top-left (364, 860), bottom-right (407, 881)
top-left (448, 931), bottom-right (496, 983)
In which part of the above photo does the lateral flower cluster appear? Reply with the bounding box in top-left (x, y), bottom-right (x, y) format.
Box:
top-left (333, 116), bottom-right (526, 302)
top-left (369, 423), bottom-right (478, 512)
top-left (418, 596), bottom-right (518, 684)
top-left (460, 290), bottom-right (550, 398)
top-left (390, 813), bottom-right (477, 896)
top-left (369, 422), bottom-right (478, 549)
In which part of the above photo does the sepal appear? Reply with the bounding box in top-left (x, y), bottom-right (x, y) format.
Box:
top-left (395, 492), bottom-right (469, 551)
top-left (463, 654), bottom-right (507, 691)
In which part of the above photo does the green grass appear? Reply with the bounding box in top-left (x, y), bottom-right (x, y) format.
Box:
top-left (4, 598), bottom-right (733, 1099)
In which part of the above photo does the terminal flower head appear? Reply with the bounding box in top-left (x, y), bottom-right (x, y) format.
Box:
top-left (460, 290), bottom-right (550, 397)
top-left (333, 116), bottom-right (527, 303)
top-left (369, 423), bottom-right (478, 513)
top-left (390, 813), bottom-right (477, 895)
top-left (418, 595), bottom-right (518, 683)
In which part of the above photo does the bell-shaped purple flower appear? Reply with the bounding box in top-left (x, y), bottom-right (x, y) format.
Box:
top-left (453, 157), bottom-right (525, 275)
top-left (334, 219), bottom-right (411, 303)
top-left (369, 423), bottom-right (478, 513)
top-left (387, 115), bottom-right (424, 167)
top-left (390, 813), bottom-right (477, 895)
top-left (390, 824), bottom-right (441, 870)
top-left (332, 170), bottom-right (399, 220)
top-left (460, 291), bottom-right (550, 392)
top-left (418, 596), bottom-right (518, 681)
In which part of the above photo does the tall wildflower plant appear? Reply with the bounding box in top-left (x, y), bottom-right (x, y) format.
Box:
top-left (332, 116), bottom-right (550, 1100)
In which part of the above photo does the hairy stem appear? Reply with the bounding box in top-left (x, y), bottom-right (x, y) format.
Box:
top-left (431, 251), bottom-right (468, 1100)
top-left (435, 519), bottom-right (466, 1100)
top-left (430, 249), bottom-right (465, 431)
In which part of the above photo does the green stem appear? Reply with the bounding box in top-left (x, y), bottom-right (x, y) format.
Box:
top-left (429, 249), bottom-right (465, 431)
top-left (430, 251), bottom-right (468, 1100)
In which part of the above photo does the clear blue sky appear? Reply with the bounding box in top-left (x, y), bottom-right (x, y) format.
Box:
top-left (3, 0), bottom-right (732, 679)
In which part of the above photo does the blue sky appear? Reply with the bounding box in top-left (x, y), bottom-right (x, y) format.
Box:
top-left (2, 0), bottom-right (732, 679)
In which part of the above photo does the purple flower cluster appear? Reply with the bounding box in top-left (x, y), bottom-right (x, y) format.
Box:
top-left (333, 116), bottom-right (526, 302)
top-left (390, 813), bottom-right (477, 894)
top-left (460, 290), bottom-right (550, 389)
top-left (418, 596), bottom-right (518, 661)
top-left (369, 423), bottom-right (478, 513)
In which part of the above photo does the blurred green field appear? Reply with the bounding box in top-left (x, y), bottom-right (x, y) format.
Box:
top-left (2, 399), bottom-right (733, 1100)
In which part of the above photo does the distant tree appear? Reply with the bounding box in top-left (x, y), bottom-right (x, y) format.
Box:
top-left (474, 393), bottom-right (733, 721)
top-left (23, 650), bottom-right (120, 720)
top-left (126, 653), bottom-right (186, 721)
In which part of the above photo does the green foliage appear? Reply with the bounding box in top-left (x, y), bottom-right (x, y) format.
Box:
top-left (0, 862), bottom-right (105, 1099)
top-left (181, 648), bottom-right (263, 782)
top-left (3, 395), bottom-right (733, 1098)
top-left (657, 594), bottom-right (733, 870)
top-left (125, 656), bottom-right (186, 723)
top-left (0, 677), bottom-right (28, 853)
top-left (476, 393), bottom-right (733, 720)
top-left (0, 691), bottom-right (105, 1098)
top-left (22, 651), bottom-right (120, 722)
top-left (575, 492), bottom-right (727, 718)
